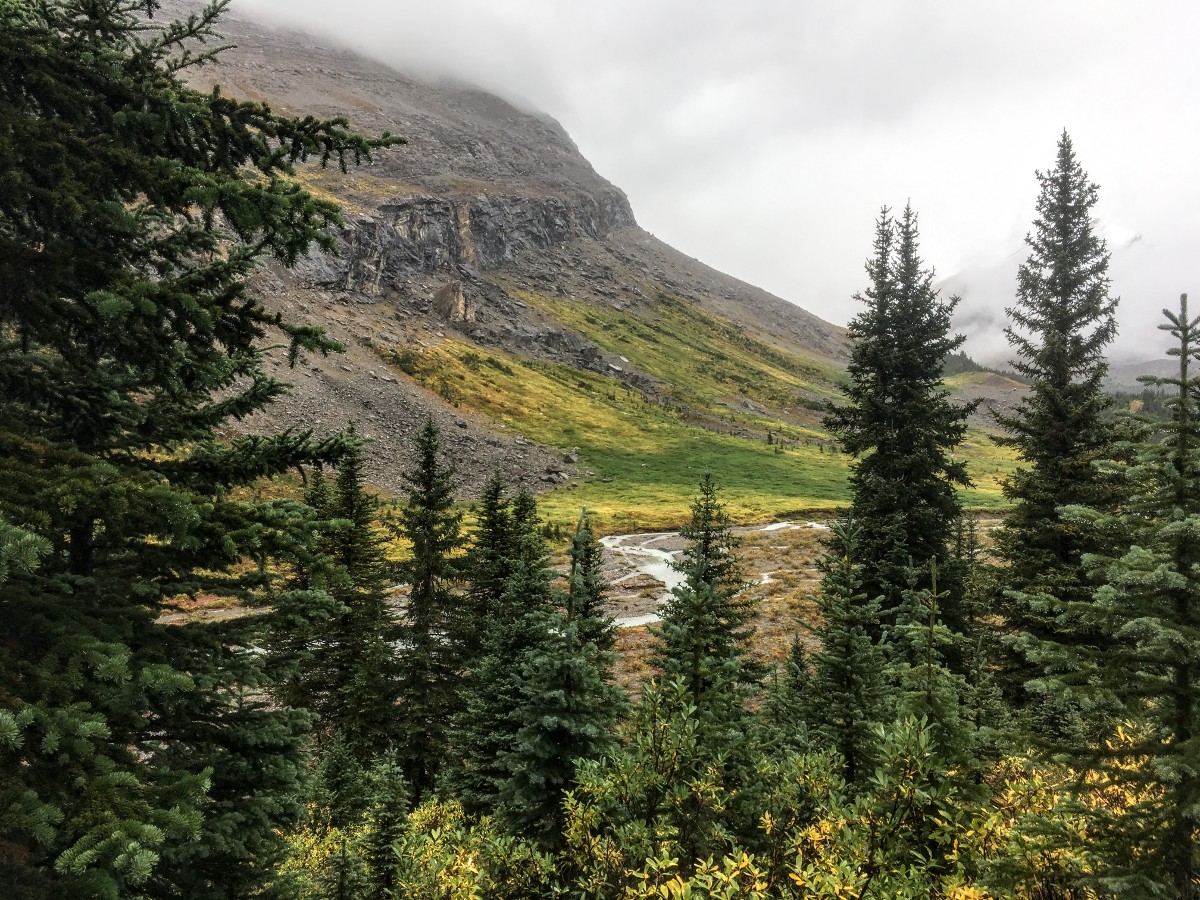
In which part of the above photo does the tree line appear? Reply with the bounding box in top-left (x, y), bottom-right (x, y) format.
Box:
top-left (2, 1), bottom-right (1198, 897)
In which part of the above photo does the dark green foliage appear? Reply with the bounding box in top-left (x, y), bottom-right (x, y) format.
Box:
top-left (1049, 296), bottom-right (1200, 897)
top-left (146, 622), bottom-right (314, 900)
top-left (447, 493), bottom-right (556, 815)
top-left (449, 492), bottom-right (621, 845)
top-left (886, 563), bottom-right (973, 772)
top-left (393, 418), bottom-right (463, 804)
top-left (758, 636), bottom-right (813, 754)
top-left (643, 474), bottom-right (767, 853)
top-left (291, 441), bottom-right (399, 760)
top-left (489, 504), bottom-right (624, 847)
top-left (361, 750), bottom-right (410, 900)
top-left (824, 204), bottom-right (973, 625)
top-left (0, 1), bottom-right (393, 893)
top-left (652, 472), bottom-right (758, 711)
top-left (994, 131), bottom-right (1122, 698)
top-left (567, 510), bottom-right (615, 652)
top-left (457, 471), bottom-right (515, 664)
top-left (807, 521), bottom-right (889, 784)
top-left (497, 612), bottom-right (624, 847)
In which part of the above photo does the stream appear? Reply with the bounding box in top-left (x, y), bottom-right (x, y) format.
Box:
top-left (603, 521), bottom-right (828, 628)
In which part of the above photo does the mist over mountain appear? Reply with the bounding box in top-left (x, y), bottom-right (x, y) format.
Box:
top-left (940, 220), bottom-right (1187, 369)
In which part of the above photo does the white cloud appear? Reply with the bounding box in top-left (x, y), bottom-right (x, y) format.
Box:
top-left (233, 0), bottom-right (1200, 359)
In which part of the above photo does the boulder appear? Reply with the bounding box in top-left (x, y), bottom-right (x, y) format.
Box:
top-left (434, 280), bottom-right (475, 322)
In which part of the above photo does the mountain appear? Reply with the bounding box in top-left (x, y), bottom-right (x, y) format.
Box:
top-left (937, 221), bottom-right (1177, 367)
top-left (164, 1), bottom-right (858, 520)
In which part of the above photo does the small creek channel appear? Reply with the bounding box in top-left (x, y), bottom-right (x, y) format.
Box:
top-left (603, 521), bottom-right (829, 629)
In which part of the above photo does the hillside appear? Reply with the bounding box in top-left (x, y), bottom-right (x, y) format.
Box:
top-left (169, 1), bottom-right (1015, 526)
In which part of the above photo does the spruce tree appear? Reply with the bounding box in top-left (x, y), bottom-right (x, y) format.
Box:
top-left (1050, 296), bottom-right (1200, 897)
top-left (648, 474), bottom-right (764, 846)
top-left (807, 520), bottom-right (889, 784)
top-left (457, 471), bottom-right (515, 663)
top-left (566, 509), bottom-right (615, 652)
top-left (652, 472), bottom-right (758, 714)
top-left (886, 563), bottom-right (972, 770)
top-left (393, 417), bottom-right (463, 804)
top-left (361, 749), bottom-right (410, 900)
top-left (496, 612), bottom-right (624, 847)
top-left (0, 1), bottom-right (393, 893)
top-left (824, 204), bottom-right (973, 626)
top-left (295, 439), bottom-right (399, 760)
top-left (447, 493), bottom-right (556, 815)
top-left (994, 131), bottom-right (1121, 698)
top-left (758, 636), bottom-right (813, 754)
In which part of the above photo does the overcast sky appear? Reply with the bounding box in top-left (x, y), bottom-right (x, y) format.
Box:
top-left (239, 0), bottom-right (1199, 361)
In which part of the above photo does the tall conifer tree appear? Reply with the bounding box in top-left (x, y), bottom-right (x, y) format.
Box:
top-left (394, 417), bottom-right (463, 803)
top-left (652, 472), bottom-right (758, 713)
top-left (458, 471), bottom-right (515, 664)
top-left (567, 510), bottom-right (615, 652)
top-left (1050, 296), bottom-right (1200, 897)
top-left (319, 439), bottom-right (399, 758)
top-left (825, 204), bottom-right (973, 625)
top-left (0, 1), bottom-right (393, 893)
top-left (448, 493), bottom-right (556, 815)
top-left (806, 521), bottom-right (888, 784)
top-left (994, 131), bottom-right (1121, 697)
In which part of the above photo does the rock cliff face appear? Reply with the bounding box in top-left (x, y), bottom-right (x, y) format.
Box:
top-left (167, 0), bottom-right (850, 496)
top-left (298, 190), bottom-right (635, 292)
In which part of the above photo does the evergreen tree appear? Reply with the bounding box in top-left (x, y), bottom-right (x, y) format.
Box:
top-left (807, 521), bottom-right (889, 784)
top-left (361, 750), bottom-right (410, 900)
top-left (652, 472), bottom-right (758, 713)
top-left (886, 563), bottom-right (972, 770)
top-left (298, 439), bottom-right (399, 760)
top-left (824, 204), bottom-right (974, 627)
top-left (496, 612), bottom-right (624, 847)
top-left (393, 417), bottom-right (463, 804)
top-left (473, 504), bottom-right (624, 847)
top-left (648, 474), bottom-right (764, 847)
top-left (0, 1), bottom-right (393, 892)
top-left (1050, 296), bottom-right (1200, 897)
top-left (994, 131), bottom-right (1122, 699)
top-left (447, 494), bottom-right (556, 815)
top-left (758, 635), bottom-right (813, 754)
top-left (566, 509), bottom-right (615, 652)
top-left (457, 471), bottom-right (515, 663)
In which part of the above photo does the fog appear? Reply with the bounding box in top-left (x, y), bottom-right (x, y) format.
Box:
top-left (235, 0), bottom-right (1200, 363)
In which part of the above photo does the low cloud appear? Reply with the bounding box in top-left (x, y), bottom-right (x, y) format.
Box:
top-left (234, 0), bottom-right (1200, 359)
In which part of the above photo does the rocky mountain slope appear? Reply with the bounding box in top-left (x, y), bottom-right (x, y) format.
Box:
top-left (164, 1), bottom-right (855, 506)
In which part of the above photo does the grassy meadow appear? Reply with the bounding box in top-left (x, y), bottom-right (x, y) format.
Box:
top-left (383, 287), bottom-right (1019, 532)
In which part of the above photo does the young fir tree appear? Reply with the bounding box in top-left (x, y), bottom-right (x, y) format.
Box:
top-left (393, 417), bottom-right (463, 804)
top-left (450, 491), bottom-right (623, 840)
top-left (758, 635), bottom-right (813, 755)
top-left (566, 509), bottom-right (615, 651)
top-left (447, 491), bottom-right (556, 816)
top-left (886, 563), bottom-right (972, 771)
top-left (993, 131), bottom-right (1121, 699)
top-left (807, 520), bottom-right (889, 785)
top-left (1047, 296), bottom-right (1200, 898)
top-left (0, 2), bottom-right (394, 895)
top-left (457, 471), bottom-right (515, 663)
top-left (303, 439), bottom-right (400, 760)
top-left (647, 474), bottom-right (765, 846)
top-left (496, 610), bottom-right (625, 848)
top-left (360, 749), bottom-right (411, 900)
top-left (824, 205), bottom-right (974, 628)
top-left (652, 472), bottom-right (759, 714)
